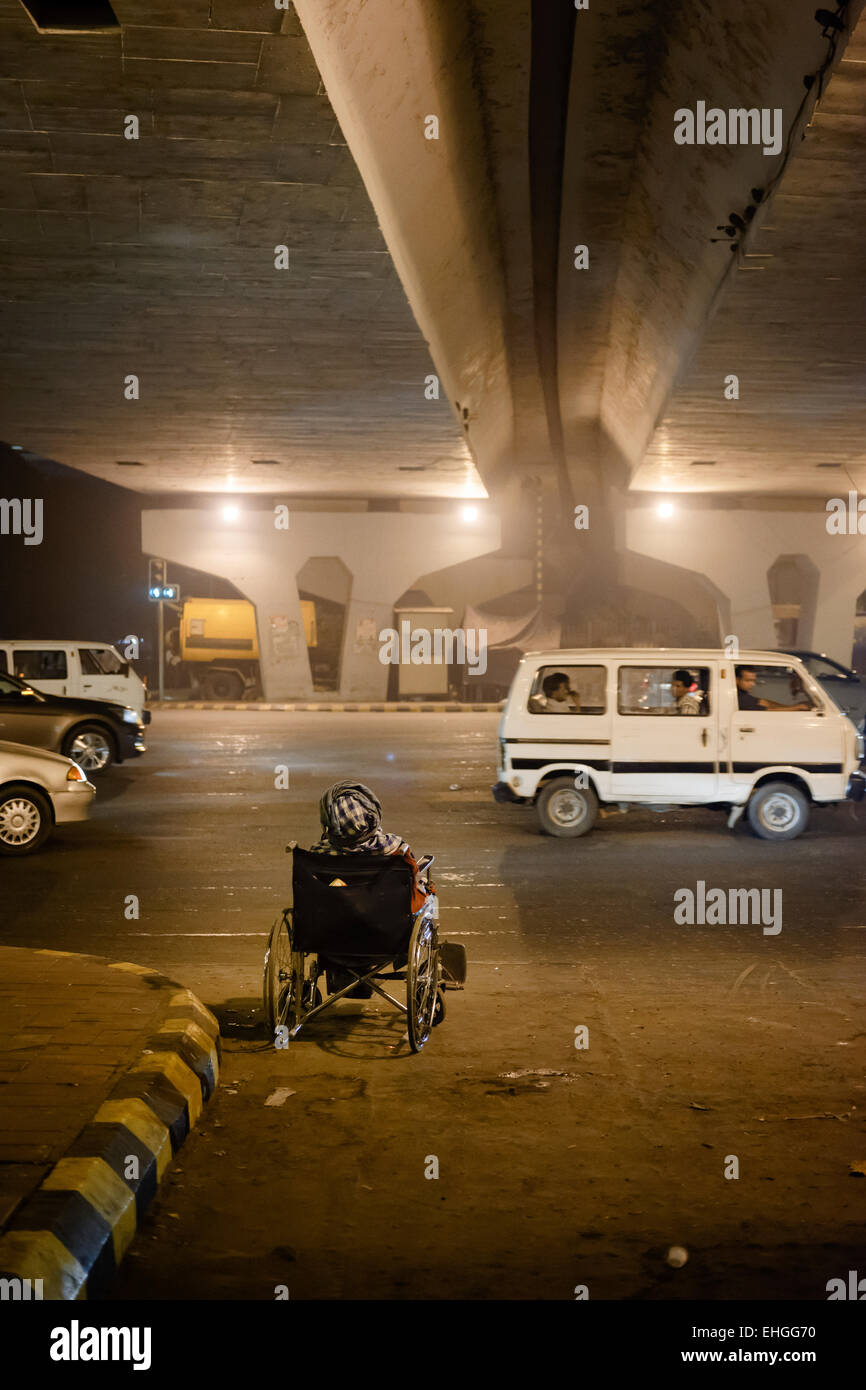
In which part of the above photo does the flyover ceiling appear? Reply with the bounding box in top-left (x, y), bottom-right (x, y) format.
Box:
top-left (1, 1), bottom-right (865, 503)
top-left (296, 0), bottom-right (866, 503)
top-left (636, 16), bottom-right (866, 496)
top-left (0, 0), bottom-right (479, 497)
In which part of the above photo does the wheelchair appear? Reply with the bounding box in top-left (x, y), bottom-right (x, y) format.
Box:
top-left (263, 846), bottom-right (447, 1053)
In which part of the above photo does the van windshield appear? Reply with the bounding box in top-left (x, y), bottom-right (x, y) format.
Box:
top-left (79, 647), bottom-right (126, 676)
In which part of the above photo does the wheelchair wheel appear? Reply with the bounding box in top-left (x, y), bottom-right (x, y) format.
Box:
top-left (263, 910), bottom-right (303, 1036)
top-left (406, 913), bottom-right (439, 1053)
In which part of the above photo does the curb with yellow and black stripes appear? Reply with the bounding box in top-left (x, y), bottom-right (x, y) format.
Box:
top-left (0, 960), bottom-right (220, 1300)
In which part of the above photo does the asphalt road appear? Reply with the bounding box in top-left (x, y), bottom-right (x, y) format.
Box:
top-left (4, 710), bottom-right (866, 1300)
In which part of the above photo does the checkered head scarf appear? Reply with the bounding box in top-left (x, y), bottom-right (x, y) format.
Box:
top-left (314, 781), bottom-right (406, 854)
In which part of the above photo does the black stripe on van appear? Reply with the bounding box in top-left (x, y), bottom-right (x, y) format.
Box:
top-left (610, 761), bottom-right (716, 774)
top-left (505, 737), bottom-right (610, 746)
top-left (731, 761), bottom-right (843, 774)
top-left (511, 758), bottom-right (611, 771)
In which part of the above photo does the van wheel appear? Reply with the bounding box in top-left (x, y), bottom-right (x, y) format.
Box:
top-left (63, 724), bottom-right (115, 774)
top-left (203, 671), bottom-right (244, 701)
top-left (536, 777), bottom-right (598, 837)
top-left (747, 782), bottom-right (809, 841)
top-left (0, 787), bottom-right (52, 855)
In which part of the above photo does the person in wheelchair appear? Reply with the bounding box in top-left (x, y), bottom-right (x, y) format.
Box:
top-left (310, 781), bottom-right (432, 998)
top-left (309, 780), bottom-right (464, 1001)
top-left (311, 781), bottom-right (430, 905)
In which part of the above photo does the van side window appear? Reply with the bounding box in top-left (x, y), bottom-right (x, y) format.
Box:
top-left (13, 648), bottom-right (67, 681)
top-left (527, 665), bottom-right (606, 714)
top-left (0, 650), bottom-right (6, 674)
top-left (618, 666), bottom-right (711, 716)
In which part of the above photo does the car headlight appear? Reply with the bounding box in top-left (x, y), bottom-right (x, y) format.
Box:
top-left (67, 764), bottom-right (86, 782)
top-left (121, 708), bottom-right (139, 724)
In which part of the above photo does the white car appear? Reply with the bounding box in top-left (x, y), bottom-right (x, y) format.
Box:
top-left (0, 740), bottom-right (95, 856)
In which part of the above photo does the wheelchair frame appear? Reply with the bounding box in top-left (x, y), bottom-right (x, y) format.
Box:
top-left (263, 851), bottom-right (441, 1053)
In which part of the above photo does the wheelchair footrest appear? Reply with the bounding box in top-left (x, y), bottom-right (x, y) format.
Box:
top-left (439, 940), bottom-right (467, 988)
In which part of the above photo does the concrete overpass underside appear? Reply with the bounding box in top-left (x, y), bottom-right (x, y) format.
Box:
top-left (3, 1), bottom-right (866, 678)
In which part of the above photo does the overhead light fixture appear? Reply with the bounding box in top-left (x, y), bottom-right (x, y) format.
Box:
top-left (657, 500), bottom-right (675, 519)
top-left (222, 505), bottom-right (240, 522)
top-left (461, 505), bottom-right (479, 523)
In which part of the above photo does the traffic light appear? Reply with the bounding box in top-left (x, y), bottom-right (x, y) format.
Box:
top-left (147, 560), bottom-right (179, 602)
top-left (148, 557), bottom-right (166, 601)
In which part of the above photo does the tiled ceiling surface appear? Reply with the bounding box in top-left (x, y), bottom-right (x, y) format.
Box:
top-left (0, 0), bottom-right (480, 496)
top-left (634, 19), bottom-right (866, 497)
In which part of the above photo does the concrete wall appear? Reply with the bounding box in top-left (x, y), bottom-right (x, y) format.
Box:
top-left (141, 505), bottom-right (500, 698)
top-left (140, 497), bottom-right (861, 696)
top-left (626, 501), bottom-right (864, 664)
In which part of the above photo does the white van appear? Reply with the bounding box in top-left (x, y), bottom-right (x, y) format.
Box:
top-left (0, 641), bottom-right (150, 724)
top-left (492, 648), bottom-right (865, 841)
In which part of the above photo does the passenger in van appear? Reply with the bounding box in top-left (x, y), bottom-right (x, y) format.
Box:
top-left (735, 665), bottom-right (812, 712)
top-left (531, 672), bottom-right (581, 713)
top-left (670, 669), bottom-right (705, 715)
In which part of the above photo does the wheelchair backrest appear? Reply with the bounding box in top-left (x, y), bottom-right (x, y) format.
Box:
top-left (291, 848), bottom-right (415, 955)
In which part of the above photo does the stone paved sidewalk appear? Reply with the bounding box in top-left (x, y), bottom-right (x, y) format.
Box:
top-left (0, 947), bottom-right (198, 1231)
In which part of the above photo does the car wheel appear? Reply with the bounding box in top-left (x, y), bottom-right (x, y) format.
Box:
top-left (747, 781), bottom-right (809, 841)
top-left (0, 787), bottom-right (53, 855)
top-left (536, 776), bottom-right (599, 837)
top-left (63, 723), bottom-right (115, 774)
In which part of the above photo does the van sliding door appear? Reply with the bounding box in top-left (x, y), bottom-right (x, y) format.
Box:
top-left (611, 664), bottom-right (719, 803)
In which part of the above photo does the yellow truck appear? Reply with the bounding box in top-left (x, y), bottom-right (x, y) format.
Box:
top-left (172, 598), bottom-right (316, 700)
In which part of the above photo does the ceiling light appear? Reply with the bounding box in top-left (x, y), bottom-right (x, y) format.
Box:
top-left (222, 505), bottom-right (240, 522)
top-left (657, 501), bottom-right (675, 519)
top-left (461, 506), bottom-right (479, 523)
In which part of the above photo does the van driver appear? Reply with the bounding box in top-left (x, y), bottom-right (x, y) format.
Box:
top-left (736, 665), bottom-right (811, 712)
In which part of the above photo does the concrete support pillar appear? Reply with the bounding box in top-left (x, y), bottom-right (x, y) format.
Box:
top-left (142, 505), bottom-right (500, 700)
top-left (811, 542), bottom-right (864, 661)
top-left (625, 504), bottom-right (865, 664)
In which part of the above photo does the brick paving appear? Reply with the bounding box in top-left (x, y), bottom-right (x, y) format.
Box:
top-left (0, 947), bottom-right (181, 1229)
